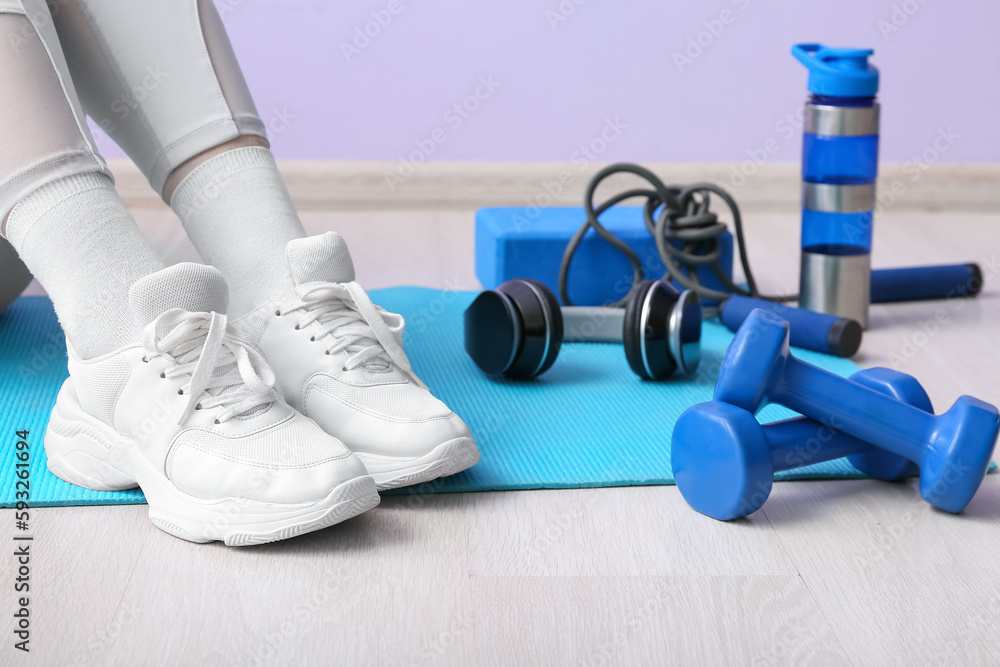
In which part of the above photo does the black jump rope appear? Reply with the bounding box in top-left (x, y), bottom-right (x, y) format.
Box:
top-left (559, 162), bottom-right (794, 317)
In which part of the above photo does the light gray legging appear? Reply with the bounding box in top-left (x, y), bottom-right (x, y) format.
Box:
top-left (0, 0), bottom-right (266, 313)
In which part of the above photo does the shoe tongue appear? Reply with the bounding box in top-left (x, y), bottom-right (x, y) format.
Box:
top-left (285, 232), bottom-right (355, 286)
top-left (128, 263), bottom-right (229, 327)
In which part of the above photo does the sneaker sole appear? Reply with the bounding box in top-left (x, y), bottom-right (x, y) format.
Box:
top-left (43, 381), bottom-right (379, 546)
top-left (355, 437), bottom-right (481, 491)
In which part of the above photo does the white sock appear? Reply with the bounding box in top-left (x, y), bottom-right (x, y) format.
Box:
top-left (169, 146), bottom-right (305, 318)
top-left (3, 172), bottom-right (165, 358)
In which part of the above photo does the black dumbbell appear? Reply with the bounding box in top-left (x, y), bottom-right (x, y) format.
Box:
top-left (464, 279), bottom-right (701, 380)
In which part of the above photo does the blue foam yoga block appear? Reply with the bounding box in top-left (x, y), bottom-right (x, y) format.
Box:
top-left (475, 206), bottom-right (734, 306)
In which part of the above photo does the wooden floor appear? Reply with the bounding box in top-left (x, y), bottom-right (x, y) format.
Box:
top-left (5, 194), bottom-right (1000, 665)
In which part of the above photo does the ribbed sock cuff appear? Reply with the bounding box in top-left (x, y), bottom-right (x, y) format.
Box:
top-left (6, 172), bottom-right (114, 249)
top-left (170, 146), bottom-right (280, 217)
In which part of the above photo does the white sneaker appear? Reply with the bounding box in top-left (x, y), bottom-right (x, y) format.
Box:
top-left (234, 232), bottom-right (480, 490)
top-left (43, 263), bottom-right (379, 545)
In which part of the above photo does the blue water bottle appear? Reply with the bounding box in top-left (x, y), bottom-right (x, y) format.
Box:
top-left (793, 44), bottom-right (879, 328)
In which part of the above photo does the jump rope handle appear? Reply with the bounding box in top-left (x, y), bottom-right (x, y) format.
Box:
top-left (870, 263), bottom-right (982, 303)
top-left (720, 296), bottom-right (862, 358)
top-left (720, 263), bottom-right (983, 357)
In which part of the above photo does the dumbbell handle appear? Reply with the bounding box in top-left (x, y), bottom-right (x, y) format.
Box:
top-left (561, 307), bottom-right (624, 343)
top-left (771, 358), bottom-right (936, 465)
top-left (763, 416), bottom-right (876, 472)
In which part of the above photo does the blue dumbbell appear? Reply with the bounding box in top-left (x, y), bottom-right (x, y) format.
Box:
top-left (672, 368), bottom-right (924, 520)
top-left (715, 309), bottom-right (1000, 513)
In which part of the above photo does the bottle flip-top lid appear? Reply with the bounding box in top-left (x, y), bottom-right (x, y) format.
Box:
top-left (792, 43), bottom-right (879, 97)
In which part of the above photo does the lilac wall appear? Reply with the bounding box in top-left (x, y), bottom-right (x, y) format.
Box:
top-left (96, 0), bottom-right (1000, 164)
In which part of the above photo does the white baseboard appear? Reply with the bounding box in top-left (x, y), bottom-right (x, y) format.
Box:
top-left (107, 158), bottom-right (1000, 212)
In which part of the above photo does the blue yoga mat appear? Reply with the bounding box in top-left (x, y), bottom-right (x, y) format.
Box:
top-left (0, 290), bottom-right (966, 507)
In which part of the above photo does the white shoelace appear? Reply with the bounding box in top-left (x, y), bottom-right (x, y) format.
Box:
top-left (277, 281), bottom-right (426, 388)
top-left (142, 309), bottom-right (277, 425)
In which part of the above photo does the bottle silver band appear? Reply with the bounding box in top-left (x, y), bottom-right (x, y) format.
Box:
top-left (804, 104), bottom-right (880, 137)
top-left (799, 251), bottom-right (871, 328)
top-left (802, 182), bottom-right (876, 213)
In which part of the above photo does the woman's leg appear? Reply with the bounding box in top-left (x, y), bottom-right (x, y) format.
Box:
top-left (1, 2), bottom-right (379, 543)
top-left (51, 0), bottom-right (480, 489)
top-left (52, 0), bottom-right (306, 318)
top-left (0, 0), bottom-right (164, 357)
top-left (0, 239), bottom-right (32, 315)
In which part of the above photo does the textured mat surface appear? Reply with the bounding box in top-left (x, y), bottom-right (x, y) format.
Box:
top-left (0, 290), bottom-right (965, 507)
